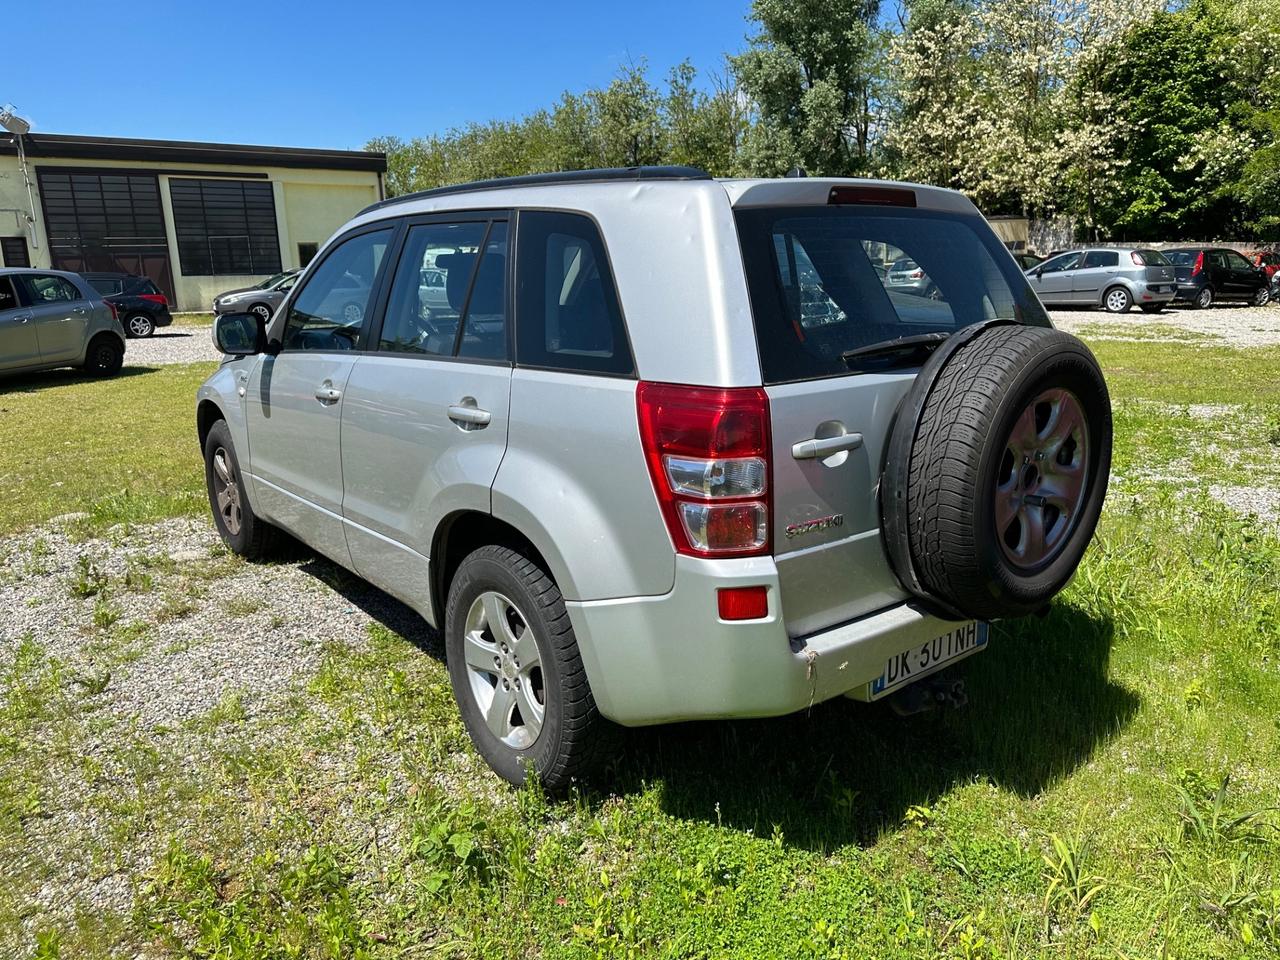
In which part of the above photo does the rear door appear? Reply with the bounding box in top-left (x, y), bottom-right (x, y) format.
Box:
top-left (1028, 252), bottom-right (1081, 304)
top-left (1224, 249), bottom-right (1260, 299)
top-left (735, 204), bottom-right (1051, 637)
top-left (14, 273), bottom-right (93, 362)
top-left (1072, 250), bottom-right (1119, 302)
top-left (0, 275), bottom-right (40, 371)
top-left (339, 214), bottom-right (513, 613)
top-left (245, 224), bottom-right (395, 566)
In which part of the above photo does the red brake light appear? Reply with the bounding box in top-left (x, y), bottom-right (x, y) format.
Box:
top-left (636, 382), bottom-right (772, 557)
top-left (104, 299), bottom-right (118, 321)
top-left (1193, 252), bottom-right (1205, 274)
top-left (909, 269), bottom-right (924, 279)
top-left (1130, 251), bottom-right (1146, 265)
top-left (139, 293), bottom-right (167, 305)
top-left (828, 185), bottom-right (916, 207)
top-left (717, 586), bottom-right (769, 621)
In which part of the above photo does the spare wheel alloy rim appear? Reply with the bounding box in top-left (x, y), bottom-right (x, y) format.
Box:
top-left (462, 591), bottom-right (546, 749)
top-left (994, 387), bottom-right (1090, 570)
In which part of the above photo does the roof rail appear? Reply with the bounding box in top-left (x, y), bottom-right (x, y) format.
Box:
top-left (359, 165), bottom-right (713, 216)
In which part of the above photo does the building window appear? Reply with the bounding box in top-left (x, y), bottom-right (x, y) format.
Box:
top-left (169, 178), bottom-right (282, 276)
top-left (0, 236), bottom-right (29, 268)
top-left (297, 242), bottom-right (318, 268)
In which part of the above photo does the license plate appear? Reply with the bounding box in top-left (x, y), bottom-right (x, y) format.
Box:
top-left (867, 622), bottom-right (989, 700)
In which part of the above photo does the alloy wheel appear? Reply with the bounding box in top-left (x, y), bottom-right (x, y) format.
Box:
top-left (211, 446), bottom-right (243, 535)
top-left (995, 388), bottom-right (1090, 570)
top-left (127, 315), bottom-right (153, 337)
top-left (462, 591), bottom-right (546, 749)
top-left (1196, 288), bottom-right (1213, 309)
top-left (1105, 288), bottom-right (1129, 313)
top-left (1254, 287), bottom-right (1271, 307)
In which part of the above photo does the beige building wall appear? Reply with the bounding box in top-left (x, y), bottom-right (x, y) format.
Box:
top-left (0, 154), bottom-right (380, 311)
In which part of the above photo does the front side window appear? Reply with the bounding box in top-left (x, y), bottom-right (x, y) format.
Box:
top-left (18, 274), bottom-right (82, 304)
top-left (515, 211), bottom-right (632, 375)
top-left (0, 277), bottom-right (17, 311)
top-left (736, 206), bottom-right (1049, 384)
top-left (1226, 251), bottom-right (1252, 270)
top-left (281, 228), bottom-right (391, 352)
top-left (378, 220), bottom-right (489, 356)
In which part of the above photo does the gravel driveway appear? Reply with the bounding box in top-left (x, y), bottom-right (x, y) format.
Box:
top-left (124, 323), bottom-right (222, 366)
top-left (1049, 301), bottom-right (1280, 348)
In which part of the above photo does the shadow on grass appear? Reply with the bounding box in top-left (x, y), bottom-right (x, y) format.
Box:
top-left (290, 544), bottom-right (1135, 850)
top-left (612, 602), bottom-right (1137, 850)
top-left (0, 365), bottom-right (158, 394)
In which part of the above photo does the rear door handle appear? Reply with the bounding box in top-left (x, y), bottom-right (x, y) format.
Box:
top-left (12, 313), bottom-right (32, 323)
top-left (447, 402), bottom-right (491, 427)
top-left (315, 383), bottom-right (343, 404)
top-left (792, 433), bottom-right (863, 460)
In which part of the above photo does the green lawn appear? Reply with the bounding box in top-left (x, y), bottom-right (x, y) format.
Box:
top-left (1, 338), bottom-right (1278, 958)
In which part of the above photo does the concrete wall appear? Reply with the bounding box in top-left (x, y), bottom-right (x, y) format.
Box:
top-left (0, 154), bottom-right (380, 311)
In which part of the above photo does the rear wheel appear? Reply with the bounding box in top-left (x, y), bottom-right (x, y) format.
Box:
top-left (81, 334), bottom-right (123, 377)
top-left (445, 545), bottom-right (617, 789)
top-left (125, 314), bottom-right (155, 338)
top-left (1103, 286), bottom-right (1132, 314)
top-left (1193, 287), bottom-right (1213, 309)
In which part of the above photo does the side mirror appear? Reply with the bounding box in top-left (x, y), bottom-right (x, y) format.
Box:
top-left (1034, 267), bottom-right (1044, 278)
top-left (213, 312), bottom-right (266, 356)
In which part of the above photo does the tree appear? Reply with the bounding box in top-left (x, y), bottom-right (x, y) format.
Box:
top-left (732, 0), bottom-right (888, 176)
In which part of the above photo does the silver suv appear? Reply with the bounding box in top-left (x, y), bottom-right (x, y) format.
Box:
top-left (197, 168), bottom-right (1112, 788)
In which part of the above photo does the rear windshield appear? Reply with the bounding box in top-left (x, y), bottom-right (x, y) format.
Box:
top-left (1135, 249), bottom-right (1171, 265)
top-left (735, 206), bottom-right (1049, 384)
top-left (1166, 250), bottom-right (1197, 265)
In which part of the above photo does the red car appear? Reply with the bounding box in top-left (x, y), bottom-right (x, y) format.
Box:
top-left (1253, 251), bottom-right (1280, 281)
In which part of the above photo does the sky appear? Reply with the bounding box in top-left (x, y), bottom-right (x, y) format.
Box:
top-left (5, 0), bottom-right (756, 152)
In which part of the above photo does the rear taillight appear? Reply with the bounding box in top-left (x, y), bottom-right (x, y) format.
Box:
top-left (717, 586), bottom-right (769, 621)
top-left (139, 293), bottom-right (168, 305)
top-left (1193, 252), bottom-right (1205, 275)
top-left (1130, 251), bottom-right (1146, 265)
top-left (908, 269), bottom-right (924, 279)
top-left (636, 381), bottom-right (772, 557)
top-left (104, 300), bottom-right (118, 321)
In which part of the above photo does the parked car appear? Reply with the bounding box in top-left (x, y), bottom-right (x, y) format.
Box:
top-left (197, 168), bottom-right (1112, 789)
top-left (1251, 251), bottom-right (1280, 283)
top-left (417, 267), bottom-right (449, 319)
top-left (1165, 247), bottom-right (1270, 308)
top-left (81, 272), bottom-right (172, 338)
top-left (1015, 253), bottom-right (1044, 271)
top-left (882, 257), bottom-right (942, 299)
top-left (1024, 248), bottom-right (1176, 313)
top-left (213, 269), bottom-right (301, 324)
top-left (0, 268), bottom-right (125, 377)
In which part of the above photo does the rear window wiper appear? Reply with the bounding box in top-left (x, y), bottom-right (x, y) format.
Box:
top-left (840, 331), bottom-right (952, 369)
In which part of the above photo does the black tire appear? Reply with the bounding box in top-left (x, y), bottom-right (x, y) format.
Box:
top-left (1193, 286), bottom-right (1213, 309)
top-left (883, 325), bottom-right (1112, 621)
top-left (1251, 286), bottom-right (1270, 307)
top-left (125, 314), bottom-right (155, 338)
top-left (249, 303), bottom-right (273, 324)
top-left (1102, 285), bottom-right (1132, 314)
top-left (445, 545), bottom-right (618, 790)
top-left (203, 419), bottom-right (277, 559)
top-left (81, 334), bottom-right (124, 377)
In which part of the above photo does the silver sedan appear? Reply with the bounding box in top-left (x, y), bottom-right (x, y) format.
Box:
top-left (213, 270), bottom-right (300, 323)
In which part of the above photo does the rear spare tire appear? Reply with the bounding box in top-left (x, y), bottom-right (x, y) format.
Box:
top-left (882, 324), bottom-right (1111, 621)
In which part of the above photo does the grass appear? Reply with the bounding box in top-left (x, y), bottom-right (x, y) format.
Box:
top-left (1, 336), bottom-right (1278, 957)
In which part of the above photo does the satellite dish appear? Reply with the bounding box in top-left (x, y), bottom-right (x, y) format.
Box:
top-left (0, 106), bottom-right (32, 136)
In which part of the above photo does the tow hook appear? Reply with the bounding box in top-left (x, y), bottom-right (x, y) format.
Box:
top-left (886, 675), bottom-right (968, 717)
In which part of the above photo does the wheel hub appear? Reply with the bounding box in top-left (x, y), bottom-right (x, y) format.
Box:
top-left (211, 446), bottom-right (242, 535)
top-left (995, 388), bottom-right (1090, 570)
top-left (462, 591), bottom-right (545, 749)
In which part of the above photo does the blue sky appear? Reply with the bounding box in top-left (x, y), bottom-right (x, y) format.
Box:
top-left (5, 0), bottom-right (756, 151)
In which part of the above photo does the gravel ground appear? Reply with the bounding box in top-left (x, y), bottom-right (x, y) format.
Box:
top-left (123, 324), bottom-right (221, 366)
top-left (1049, 301), bottom-right (1280, 347)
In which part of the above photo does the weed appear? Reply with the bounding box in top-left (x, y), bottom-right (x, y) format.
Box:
top-left (222, 596), bottom-right (263, 618)
top-left (154, 594), bottom-right (197, 623)
top-left (1174, 775), bottom-right (1276, 846)
top-left (68, 555), bottom-right (107, 598)
top-left (1042, 830), bottom-right (1107, 926)
top-left (123, 561), bottom-right (154, 593)
top-left (92, 595), bottom-right (122, 631)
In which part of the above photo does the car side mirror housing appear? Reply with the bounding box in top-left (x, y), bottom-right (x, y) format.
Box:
top-left (1034, 267), bottom-right (1044, 278)
top-left (213, 312), bottom-right (266, 356)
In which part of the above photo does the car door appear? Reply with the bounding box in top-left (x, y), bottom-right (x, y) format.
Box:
top-left (1072, 250), bottom-right (1118, 303)
top-left (1207, 250), bottom-right (1231, 297)
top-left (244, 224), bottom-right (396, 567)
top-left (14, 273), bottom-right (93, 362)
top-left (1028, 252), bottom-right (1081, 304)
top-left (339, 214), bottom-right (513, 618)
top-left (0, 274), bottom-right (40, 371)
top-left (1224, 250), bottom-right (1259, 299)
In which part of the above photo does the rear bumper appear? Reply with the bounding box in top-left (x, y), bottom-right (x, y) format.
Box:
top-left (566, 553), bottom-right (969, 726)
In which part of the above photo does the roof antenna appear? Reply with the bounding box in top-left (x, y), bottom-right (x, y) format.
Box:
top-left (785, 166), bottom-right (808, 178)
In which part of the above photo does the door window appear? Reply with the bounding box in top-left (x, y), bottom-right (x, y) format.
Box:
top-left (1040, 252), bottom-right (1081, 273)
top-left (1082, 251), bottom-right (1118, 268)
top-left (515, 211), bottom-right (632, 375)
top-left (1209, 251), bottom-right (1228, 269)
top-left (281, 228), bottom-right (392, 352)
top-left (378, 220), bottom-right (489, 356)
top-left (16, 274), bottom-right (82, 304)
top-left (0, 277), bottom-right (17, 311)
top-left (1225, 251), bottom-right (1252, 271)
top-left (457, 222), bottom-right (508, 360)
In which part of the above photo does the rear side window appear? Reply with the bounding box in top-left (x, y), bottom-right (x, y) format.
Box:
top-left (1134, 249), bottom-right (1170, 266)
top-left (17, 274), bottom-right (82, 304)
top-left (87, 277), bottom-right (123, 295)
top-left (379, 220), bottom-right (489, 356)
top-left (1083, 251), bottom-right (1119, 268)
top-left (0, 277), bottom-right (17, 311)
top-left (515, 211), bottom-right (632, 376)
top-left (736, 207), bottom-right (1048, 384)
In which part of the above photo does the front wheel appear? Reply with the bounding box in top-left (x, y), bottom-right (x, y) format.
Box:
top-left (445, 545), bottom-right (617, 789)
top-left (1103, 286), bottom-right (1132, 314)
top-left (1251, 286), bottom-right (1271, 307)
top-left (249, 303), bottom-right (273, 325)
top-left (126, 314), bottom-right (155, 338)
top-left (82, 334), bottom-right (124, 377)
top-left (203, 420), bottom-right (277, 559)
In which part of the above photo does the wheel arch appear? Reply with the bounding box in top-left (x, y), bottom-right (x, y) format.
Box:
top-left (430, 510), bottom-right (553, 631)
top-left (197, 398), bottom-right (225, 449)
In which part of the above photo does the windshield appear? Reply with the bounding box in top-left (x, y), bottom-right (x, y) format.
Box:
top-left (255, 271), bottom-right (291, 290)
top-left (1135, 249), bottom-right (1171, 265)
top-left (735, 206), bottom-right (1049, 383)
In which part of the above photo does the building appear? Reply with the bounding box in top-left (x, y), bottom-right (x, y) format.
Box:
top-left (0, 132), bottom-right (386, 311)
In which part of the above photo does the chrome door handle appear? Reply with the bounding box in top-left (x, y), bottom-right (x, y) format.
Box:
top-left (72, 306), bottom-right (87, 315)
top-left (792, 432), bottom-right (863, 460)
top-left (447, 402), bottom-right (491, 427)
top-left (315, 384), bottom-right (343, 404)
top-left (12, 313), bottom-right (32, 323)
